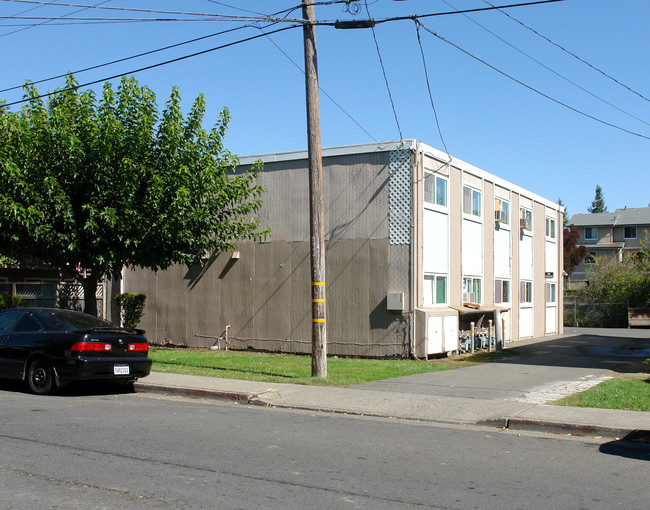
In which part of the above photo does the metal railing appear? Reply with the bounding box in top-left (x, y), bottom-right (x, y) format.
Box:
top-left (0, 282), bottom-right (105, 319)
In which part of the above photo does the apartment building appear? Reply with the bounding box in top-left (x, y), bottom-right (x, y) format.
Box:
top-left (122, 140), bottom-right (564, 357)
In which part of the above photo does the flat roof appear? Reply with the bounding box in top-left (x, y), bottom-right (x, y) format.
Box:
top-left (240, 139), bottom-right (563, 212)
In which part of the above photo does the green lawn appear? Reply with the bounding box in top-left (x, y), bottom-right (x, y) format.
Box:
top-left (554, 377), bottom-right (650, 412)
top-left (149, 348), bottom-right (505, 387)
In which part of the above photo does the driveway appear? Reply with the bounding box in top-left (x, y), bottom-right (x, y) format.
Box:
top-left (350, 327), bottom-right (650, 403)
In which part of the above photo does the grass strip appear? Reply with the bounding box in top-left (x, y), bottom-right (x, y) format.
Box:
top-left (554, 377), bottom-right (650, 412)
top-left (149, 348), bottom-right (506, 387)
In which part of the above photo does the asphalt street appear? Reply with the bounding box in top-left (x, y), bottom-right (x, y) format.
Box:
top-left (1, 387), bottom-right (649, 509)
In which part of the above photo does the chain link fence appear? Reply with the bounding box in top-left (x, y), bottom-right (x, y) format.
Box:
top-left (0, 282), bottom-right (105, 319)
top-left (564, 301), bottom-right (650, 328)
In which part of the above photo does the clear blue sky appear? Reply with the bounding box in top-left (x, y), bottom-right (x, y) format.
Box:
top-left (1, 0), bottom-right (648, 220)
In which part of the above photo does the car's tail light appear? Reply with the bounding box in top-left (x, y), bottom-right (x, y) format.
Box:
top-left (128, 343), bottom-right (149, 352)
top-left (71, 342), bottom-right (112, 352)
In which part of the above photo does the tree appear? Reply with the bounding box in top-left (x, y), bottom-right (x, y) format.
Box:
top-left (0, 75), bottom-right (268, 316)
top-left (563, 226), bottom-right (588, 275)
top-left (587, 185), bottom-right (607, 213)
top-left (557, 198), bottom-right (568, 227)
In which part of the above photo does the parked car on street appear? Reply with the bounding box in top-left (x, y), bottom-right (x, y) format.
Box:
top-left (0, 307), bottom-right (152, 395)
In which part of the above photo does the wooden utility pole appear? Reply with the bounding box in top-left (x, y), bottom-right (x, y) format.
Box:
top-left (302, 1), bottom-right (327, 378)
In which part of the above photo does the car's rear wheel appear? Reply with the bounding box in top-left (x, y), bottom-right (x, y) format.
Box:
top-left (27, 359), bottom-right (54, 395)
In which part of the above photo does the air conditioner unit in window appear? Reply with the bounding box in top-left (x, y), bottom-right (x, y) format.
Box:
top-left (462, 292), bottom-right (476, 304)
top-left (520, 217), bottom-right (532, 230)
top-left (495, 210), bottom-right (507, 223)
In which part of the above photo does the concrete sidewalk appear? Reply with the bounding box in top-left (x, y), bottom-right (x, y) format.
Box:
top-left (134, 371), bottom-right (650, 440)
top-left (135, 329), bottom-right (650, 439)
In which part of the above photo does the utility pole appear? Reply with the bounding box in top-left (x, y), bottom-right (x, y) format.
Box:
top-left (302, 1), bottom-right (327, 378)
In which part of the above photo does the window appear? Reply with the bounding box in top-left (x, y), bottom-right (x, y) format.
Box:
top-left (424, 275), bottom-right (447, 305)
top-left (495, 279), bottom-right (510, 304)
top-left (546, 282), bottom-right (557, 304)
top-left (424, 172), bottom-right (447, 208)
top-left (545, 217), bottom-right (556, 239)
top-left (584, 227), bottom-right (596, 240)
top-left (462, 277), bottom-right (482, 303)
top-left (519, 281), bottom-right (532, 304)
top-left (495, 199), bottom-right (510, 225)
top-left (13, 314), bottom-right (42, 333)
top-left (520, 207), bottom-right (532, 231)
top-left (463, 186), bottom-right (481, 217)
top-left (624, 226), bottom-right (637, 239)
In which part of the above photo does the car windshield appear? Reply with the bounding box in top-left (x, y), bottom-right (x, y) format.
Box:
top-left (39, 309), bottom-right (115, 330)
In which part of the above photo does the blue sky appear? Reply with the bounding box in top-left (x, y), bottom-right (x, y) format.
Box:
top-left (1, 0), bottom-right (648, 220)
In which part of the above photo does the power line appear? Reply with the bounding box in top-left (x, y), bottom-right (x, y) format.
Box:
top-left (0, 0), bottom-right (570, 28)
top-left (441, 0), bottom-right (650, 129)
top-left (414, 21), bottom-right (450, 157)
top-left (0, 0), bottom-right (261, 19)
top-left (0, 24), bottom-right (299, 109)
top-left (254, 23), bottom-right (377, 142)
top-left (364, 0), bottom-right (402, 141)
top-left (0, 0), bottom-right (111, 38)
top-left (416, 20), bottom-right (650, 141)
top-left (481, 0), bottom-right (650, 105)
top-left (0, 24), bottom-right (252, 94)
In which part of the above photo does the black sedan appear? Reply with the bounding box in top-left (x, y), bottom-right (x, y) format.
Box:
top-left (0, 307), bottom-right (152, 395)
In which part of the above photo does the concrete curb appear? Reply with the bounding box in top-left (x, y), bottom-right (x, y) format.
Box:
top-left (505, 416), bottom-right (635, 439)
top-left (135, 383), bottom-right (252, 404)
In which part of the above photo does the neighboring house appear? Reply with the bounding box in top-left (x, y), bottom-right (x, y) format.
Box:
top-left (567, 207), bottom-right (650, 288)
top-left (122, 140), bottom-right (564, 358)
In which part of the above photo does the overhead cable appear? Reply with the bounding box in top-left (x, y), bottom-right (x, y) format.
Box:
top-left (482, 0), bottom-right (650, 104)
top-left (416, 21), bottom-right (650, 141)
top-left (0, 24), bottom-right (298, 109)
top-left (441, 0), bottom-right (650, 128)
top-left (364, 0), bottom-right (402, 141)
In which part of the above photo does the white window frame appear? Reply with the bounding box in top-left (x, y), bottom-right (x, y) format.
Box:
top-left (424, 172), bottom-right (448, 211)
top-left (545, 282), bottom-right (557, 304)
top-left (424, 274), bottom-right (448, 306)
top-left (545, 217), bottom-right (556, 240)
top-left (520, 207), bottom-right (532, 233)
top-left (463, 185), bottom-right (482, 219)
top-left (462, 276), bottom-right (482, 304)
top-left (584, 227), bottom-right (596, 240)
top-left (519, 280), bottom-right (533, 305)
top-left (495, 279), bottom-right (511, 305)
top-left (495, 199), bottom-right (510, 228)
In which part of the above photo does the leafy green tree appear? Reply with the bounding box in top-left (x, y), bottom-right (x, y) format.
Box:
top-left (587, 185), bottom-right (607, 213)
top-left (0, 75), bottom-right (268, 316)
top-left (113, 292), bottom-right (146, 328)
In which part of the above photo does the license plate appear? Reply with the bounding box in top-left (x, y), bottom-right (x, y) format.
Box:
top-left (114, 365), bottom-right (130, 375)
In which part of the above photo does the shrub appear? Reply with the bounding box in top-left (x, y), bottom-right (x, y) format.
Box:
top-left (0, 294), bottom-right (26, 311)
top-left (113, 292), bottom-right (146, 328)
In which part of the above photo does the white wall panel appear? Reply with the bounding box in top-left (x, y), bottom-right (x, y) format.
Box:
top-left (519, 234), bottom-right (533, 280)
top-left (519, 307), bottom-right (533, 338)
top-left (494, 228), bottom-right (511, 278)
top-left (545, 306), bottom-right (557, 334)
top-left (545, 240), bottom-right (558, 274)
top-left (462, 219), bottom-right (483, 275)
top-left (423, 209), bottom-right (449, 274)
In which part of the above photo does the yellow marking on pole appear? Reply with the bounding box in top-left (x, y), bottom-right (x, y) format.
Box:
top-left (312, 298), bottom-right (326, 303)
top-left (312, 318), bottom-right (326, 323)
top-left (312, 282), bottom-right (326, 286)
